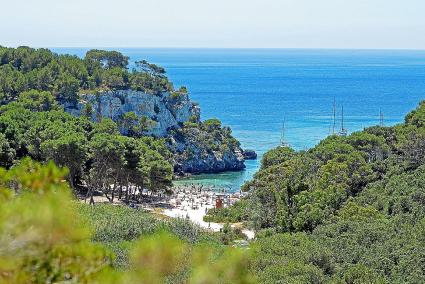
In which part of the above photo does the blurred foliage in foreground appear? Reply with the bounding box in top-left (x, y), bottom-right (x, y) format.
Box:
top-left (0, 158), bottom-right (255, 283)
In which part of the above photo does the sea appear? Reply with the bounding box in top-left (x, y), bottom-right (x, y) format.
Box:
top-left (53, 48), bottom-right (425, 192)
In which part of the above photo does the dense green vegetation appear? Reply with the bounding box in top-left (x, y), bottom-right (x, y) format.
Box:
top-left (0, 46), bottom-right (174, 104)
top-left (0, 159), bottom-right (254, 283)
top-left (0, 90), bottom-right (173, 202)
top-left (205, 101), bottom-right (425, 283)
top-left (180, 118), bottom-right (241, 153)
top-left (3, 101), bottom-right (425, 283)
top-left (2, 45), bottom-right (425, 283)
top-left (0, 46), bottom-right (245, 184)
top-left (76, 202), bottom-right (222, 269)
top-left (0, 46), bottom-right (181, 201)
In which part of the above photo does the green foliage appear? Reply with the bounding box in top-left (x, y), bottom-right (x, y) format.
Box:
top-left (209, 101), bottom-right (425, 283)
top-left (203, 118), bottom-right (222, 131)
top-left (0, 46), bottom-right (175, 104)
top-left (135, 60), bottom-right (166, 76)
top-left (56, 72), bottom-right (80, 104)
top-left (85, 49), bottom-right (129, 70)
top-left (82, 102), bottom-right (94, 117)
top-left (0, 160), bottom-right (256, 283)
top-left (250, 181), bottom-right (425, 283)
top-left (0, 159), bottom-right (113, 283)
top-left (405, 100), bottom-right (425, 127)
top-left (204, 198), bottom-right (250, 223)
top-left (92, 118), bottom-right (119, 135)
top-left (261, 146), bottom-right (295, 169)
top-left (118, 111), bottom-right (138, 134)
top-left (3, 46), bottom-right (425, 283)
top-left (218, 223), bottom-right (247, 245)
top-left (76, 202), bottom-right (220, 268)
top-left (0, 133), bottom-right (15, 167)
top-left (226, 106), bottom-right (424, 232)
top-left (85, 132), bottom-right (172, 201)
top-left (178, 86), bottom-right (188, 93)
top-left (41, 130), bottom-right (88, 189)
top-left (0, 46), bottom-right (195, 201)
top-left (129, 71), bottom-right (172, 95)
top-left (0, 98), bottom-right (173, 200)
top-left (173, 117), bottom-right (242, 173)
top-left (251, 232), bottom-right (331, 283)
top-left (136, 115), bottom-right (157, 135)
top-left (102, 67), bottom-right (128, 90)
top-left (16, 89), bottom-right (58, 111)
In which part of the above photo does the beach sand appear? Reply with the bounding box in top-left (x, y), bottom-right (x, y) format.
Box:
top-left (81, 186), bottom-right (255, 239)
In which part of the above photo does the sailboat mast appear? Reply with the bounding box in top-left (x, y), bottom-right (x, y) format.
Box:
top-left (337, 104), bottom-right (347, 137)
top-left (332, 97), bottom-right (336, 134)
top-left (280, 118), bottom-right (289, 147)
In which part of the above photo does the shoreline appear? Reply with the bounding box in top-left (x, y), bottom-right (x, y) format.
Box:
top-left (172, 167), bottom-right (248, 181)
top-left (80, 185), bottom-right (255, 239)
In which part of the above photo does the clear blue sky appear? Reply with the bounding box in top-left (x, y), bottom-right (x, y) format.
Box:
top-left (1, 0), bottom-right (424, 49)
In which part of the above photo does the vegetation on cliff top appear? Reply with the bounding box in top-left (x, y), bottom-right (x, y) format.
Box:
top-left (0, 46), bottom-right (175, 105)
top-left (171, 117), bottom-right (244, 173)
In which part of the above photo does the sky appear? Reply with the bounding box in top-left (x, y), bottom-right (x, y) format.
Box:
top-left (1, 0), bottom-right (424, 49)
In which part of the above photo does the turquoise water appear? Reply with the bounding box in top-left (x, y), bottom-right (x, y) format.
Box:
top-left (53, 48), bottom-right (425, 191)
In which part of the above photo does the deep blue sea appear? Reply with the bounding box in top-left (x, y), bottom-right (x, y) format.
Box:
top-left (53, 48), bottom-right (425, 191)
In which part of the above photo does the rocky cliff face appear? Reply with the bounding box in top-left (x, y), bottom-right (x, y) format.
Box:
top-left (63, 90), bottom-right (246, 174)
top-left (64, 90), bottom-right (200, 137)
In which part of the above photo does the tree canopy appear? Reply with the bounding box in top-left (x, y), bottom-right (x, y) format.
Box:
top-left (0, 90), bottom-right (173, 202)
top-left (0, 46), bottom-right (174, 105)
top-left (206, 101), bottom-right (425, 283)
top-left (0, 159), bottom-right (254, 283)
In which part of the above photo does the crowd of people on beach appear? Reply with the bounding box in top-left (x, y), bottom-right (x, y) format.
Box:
top-left (159, 184), bottom-right (244, 231)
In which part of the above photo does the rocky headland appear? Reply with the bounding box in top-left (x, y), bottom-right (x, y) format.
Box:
top-left (63, 90), bottom-right (246, 174)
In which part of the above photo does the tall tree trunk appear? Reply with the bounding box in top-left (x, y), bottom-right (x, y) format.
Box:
top-left (89, 189), bottom-right (94, 205)
top-left (111, 182), bottom-right (117, 203)
top-left (138, 183), bottom-right (144, 203)
top-left (118, 185), bottom-right (123, 200)
top-left (125, 185), bottom-right (129, 204)
top-left (85, 188), bottom-right (90, 204)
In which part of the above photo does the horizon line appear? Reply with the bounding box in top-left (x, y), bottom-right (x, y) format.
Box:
top-left (4, 45), bottom-right (425, 52)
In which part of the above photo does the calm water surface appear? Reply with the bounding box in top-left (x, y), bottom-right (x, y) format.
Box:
top-left (53, 48), bottom-right (425, 191)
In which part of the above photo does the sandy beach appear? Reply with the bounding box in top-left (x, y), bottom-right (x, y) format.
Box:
top-left (82, 185), bottom-right (255, 239)
top-left (161, 186), bottom-right (255, 239)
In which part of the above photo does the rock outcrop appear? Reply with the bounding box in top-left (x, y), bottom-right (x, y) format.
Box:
top-left (64, 90), bottom-right (200, 137)
top-left (242, 149), bottom-right (257, 160)
top-left (169, 123), bottom-right (245, 174)
top-left (64, 90), bottom-right (246, 175)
